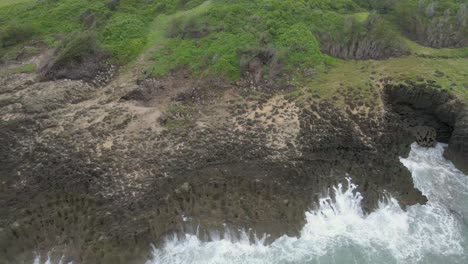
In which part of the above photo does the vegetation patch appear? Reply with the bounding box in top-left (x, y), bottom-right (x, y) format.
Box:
top-left (0, 0), bottom-right (32, 8)
top-left (300, 57), bottom-right (468, 109)
top-left (0, 0), bottom-right (466, 88)
top-left (41, 31), bottom-right (107, 81)
top-left (0, 23), bottom-right (35, 48)
top-left (101, 14), bottom-right (147, 63)
top-left (0, 62), bottom-right (36, 76)
top-left (161, 103), bottom-right (196, 130)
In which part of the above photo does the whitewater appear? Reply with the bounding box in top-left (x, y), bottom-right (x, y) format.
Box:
top-left (34, 143), bottom-right (468, 264)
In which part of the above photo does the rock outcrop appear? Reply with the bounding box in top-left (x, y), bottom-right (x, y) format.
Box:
top-left (406, 13), bottom-right (468, 48)
top-left (321, 35), bottom-right (409, 60)
top-left (319, 15), bottom-right (409, 60)
top-left (445, 110), bottom-right (468, 174)
top-left (384, 81), bottom-right (468, 174)
top-left (0, 71), bottom-right (466, 263)
top-left (399, 3), bottom-right (468, 48)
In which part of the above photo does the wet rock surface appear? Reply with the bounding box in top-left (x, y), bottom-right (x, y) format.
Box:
top-left (0, 72), bottom-right (465, 263)
top-left (445, 110), bottom-right (468, 174)
top-left (384, 82), bottom-right (468, 173)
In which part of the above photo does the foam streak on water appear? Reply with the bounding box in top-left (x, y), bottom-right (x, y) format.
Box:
top-left (147, 144), bottom-right (468, 264)
top-left (33, 254), bottom-right (73, 264)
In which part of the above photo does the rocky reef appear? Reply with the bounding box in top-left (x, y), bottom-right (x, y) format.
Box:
top-left (2, 65), bottom-right (466, 263)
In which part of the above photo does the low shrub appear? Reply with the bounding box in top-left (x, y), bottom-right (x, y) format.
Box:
top-left (166, 16), bottom-right (211, 39)
top-left (277, 23), bottom-right (325, 70)
top-left (101, 13), bottom-right (147, 63)
top-left (41, 30), bottom-right (107, 81)
top-left (53, 31), bottom-right (103, 66)
top-left (0, 24), bottom-right (35, 48)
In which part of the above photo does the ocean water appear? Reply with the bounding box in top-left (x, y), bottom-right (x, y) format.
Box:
top-left (34, 144), bottom-right (468, 264)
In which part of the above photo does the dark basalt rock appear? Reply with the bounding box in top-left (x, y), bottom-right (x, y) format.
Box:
top-left (406, 16), bottom-right (468, 49)
top-left (445, 109), bottom-right (468, 174)
top-left (384, 83), bottom-right (468, 174)
top-left (319, 15), bottom-right (410, 60)
top-left (1, 73), bottom-right (466, 263)
top-left (412, 126), bottom-right (437, 147)
top-left (322, 36), bottom-right (409, 60)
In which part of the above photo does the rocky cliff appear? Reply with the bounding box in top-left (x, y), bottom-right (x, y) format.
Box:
top-left (398, 2), bottom-right (468, 48)
top-left (384, 81), bottom-right (468, 174)
top-left (3, 68), bottom-right (467, 263)
top-left (319, 15), bottom-right (410, 60)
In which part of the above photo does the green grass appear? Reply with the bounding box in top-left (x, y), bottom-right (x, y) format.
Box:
top-left (305, 59), bottom-right (374, 107)
top-left (164, 103), bottom-right (196, 130)
top-left (0, 0), bottom-right (466, 107)
top-left (148, 0), bottom-right (343, 80)
top-left (0, 62), bottom-right (36, 76)
top-left (0, 0), bottom-right (32, 8)
top-left (0, 0), bottom-right (208, 64)
top-left (376, 57), bottom-right (468, 101)
top-left (101, 13), bottom-right (148, 63)
top-left (13, 63), bottom-right (36, 73)
top-left (403, 37), bottom-right (468, 58)
top-left (167, 104), bottom-right (195, 115)
top-left (302, 57), bottom-right (468, 107)
top-left (145, 1), bottom-right (215, 75)
top-left (0, 0), bottom-right (108, 45)
top-left (354, 12), bottom-right (369, 22)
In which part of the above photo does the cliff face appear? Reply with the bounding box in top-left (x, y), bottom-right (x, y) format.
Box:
top-left (406, 16), bottom-right (468, 48)
top-left (398, 2), bottom-right (468, 48)
top-left (321, 35), bottom-right (409, 60)
top-left (446, 111), bottom-right (468, 173)
top-left (384, 81), bottom-right (468, 174)
top-left (319, 15), bottom-right (410, 60)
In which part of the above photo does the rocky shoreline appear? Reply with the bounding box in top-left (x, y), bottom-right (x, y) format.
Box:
top-left (0, 69), bottom-right (467, 263)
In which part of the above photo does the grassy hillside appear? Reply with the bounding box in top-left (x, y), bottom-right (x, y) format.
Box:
top-left (0, 0), bottom-right (467, 100)
top-left (301, 57), bottom-right (468, 106)
top-left (0, 0), bottom-right (32, 8)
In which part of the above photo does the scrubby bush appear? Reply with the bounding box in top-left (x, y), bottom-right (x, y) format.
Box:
top-left (307, 0), bottom-right (361, 12)
top-left (352, 0), bottom-right (397, 13)
top-left (167, 16), bottom-right (211, 39)
top-left (277, 23), bottom-right (325, 70)
top-left (54, 31), bottom-right (103, 66)
top-left (107, 0), bottom-right (120, 11)
top-left (101, 14), bottom-right (147, 63)
top-left (41, 30), bottom-right (107, 81)
top-left (0, 24), bottom-right (35, 48)
top-left (153, 32), bottom-right (257, 79)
